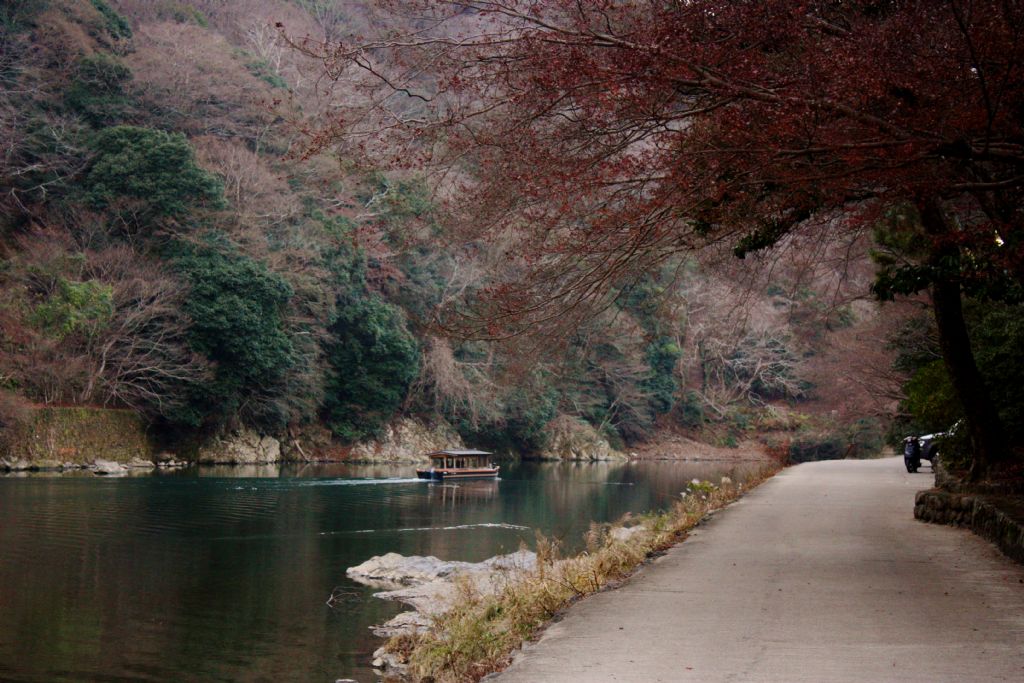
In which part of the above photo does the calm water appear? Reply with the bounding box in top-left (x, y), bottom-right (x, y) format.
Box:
top-left (0, 459), bottom-right (756, 682)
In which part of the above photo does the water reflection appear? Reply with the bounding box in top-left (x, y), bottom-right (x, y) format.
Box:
top-left (0, 459), bottom-right (758, 682)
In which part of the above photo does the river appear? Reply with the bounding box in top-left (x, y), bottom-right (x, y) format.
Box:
top-left (0, 459), bottom-right (759, 682)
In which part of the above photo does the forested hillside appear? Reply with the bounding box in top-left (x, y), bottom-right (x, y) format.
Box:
top-left (1, 0), bottom-right (973, 462)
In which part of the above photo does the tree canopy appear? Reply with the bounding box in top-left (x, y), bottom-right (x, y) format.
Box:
top-left (301, 0), bottom-right (1024, 474)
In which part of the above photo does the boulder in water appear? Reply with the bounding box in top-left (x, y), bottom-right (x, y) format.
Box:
top-left (92, 459), bottom-right (128, 476)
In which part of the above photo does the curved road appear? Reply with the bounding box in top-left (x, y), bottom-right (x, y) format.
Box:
top-left (493, 457), bottom-right (1024, 682)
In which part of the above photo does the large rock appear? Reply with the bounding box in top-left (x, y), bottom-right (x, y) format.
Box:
top-left (348, 417), bottom-right (464, 463)
top-left (370, 610), bottom-right (433, 638)
top-left (537, 415), bottom-right (626, 461)
top-left (348, 550), bottom-right (537, 635)
top-left (347, 550), bottom-right (535, 588)
top-left (91, 459), bottom-right (128, 476)
top-left (0, 457), bottom-right (32, 471)
top-left (280, 424), bottom-right (335, 462)
top-left (196, 429), bottom-right (281, 464)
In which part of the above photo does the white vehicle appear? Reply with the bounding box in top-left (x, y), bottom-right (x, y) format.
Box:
top-left (903, 421), bottom-right (960, 473)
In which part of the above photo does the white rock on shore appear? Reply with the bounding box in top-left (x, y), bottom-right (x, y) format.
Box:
top-left (348, 417), bottom-right (464, 463)
top-left (347, 550), bottom-right (535, 588)
top-left (347, 550), bottom-right (537, 637)
top-left (91, 459), bottom-right (128, 476)
top-left (196, 428), bottom-right (281, 464)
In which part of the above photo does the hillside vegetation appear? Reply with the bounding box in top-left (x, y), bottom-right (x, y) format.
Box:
top-left (0, 0), bottom-right (965, 460)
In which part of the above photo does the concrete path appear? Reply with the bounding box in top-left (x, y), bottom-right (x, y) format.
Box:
top-left (493, 458), bottom-right (1024, 682)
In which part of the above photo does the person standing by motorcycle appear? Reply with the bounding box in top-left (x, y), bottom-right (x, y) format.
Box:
top-left (903, 436), bottom-right (922, 473)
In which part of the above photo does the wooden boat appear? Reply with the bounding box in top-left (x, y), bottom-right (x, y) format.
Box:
top-left (416, 449), bottom-right (499, 481)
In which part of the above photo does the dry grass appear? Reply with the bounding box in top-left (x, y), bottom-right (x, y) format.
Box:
top-left (382, 464), bottom-right (781, 682)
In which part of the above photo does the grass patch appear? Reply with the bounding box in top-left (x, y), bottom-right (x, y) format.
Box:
top-left (380, 464), bottom-right (780, 681)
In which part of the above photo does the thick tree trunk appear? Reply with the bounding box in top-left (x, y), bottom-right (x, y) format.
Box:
top-left (919, 199), bottom-right (1008, 479)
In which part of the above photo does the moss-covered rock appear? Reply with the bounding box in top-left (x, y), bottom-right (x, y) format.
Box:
top-left (0, 406), bottom-right (154, 468)
top-left (535, 415), bottom-right (626, 461)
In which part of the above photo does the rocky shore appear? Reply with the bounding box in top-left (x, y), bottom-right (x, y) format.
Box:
top-left (2, 407), bottom-right (770, 474)
top-left (348, 550), bottom-right (538, 630)
top-left (342, 473), bottom-right (769, 682)
top-left (0, 455), bottom-right (184, 475)
top-left (346, 550), bottom-right (539, 674)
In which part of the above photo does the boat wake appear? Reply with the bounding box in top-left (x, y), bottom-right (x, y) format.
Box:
top-left (321, 522), bottom-right (530, 536)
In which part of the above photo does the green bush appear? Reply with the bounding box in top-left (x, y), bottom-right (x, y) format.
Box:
top-left (309, 210), bottom-right (420, 442)
top-left (504, 385), bottom-right (558, 452)
top-left (88, 0), bottom-right (132, 41)
top-left (643, 337), bottom-right (682, 414)
top-left (788, 434), bottom-right (846, 463)
top-left (901, 360), bottom-right (961, 433)
top-left (967, 301), bottom-right (1024, 441)
top-left (1, 0), bottom-right (48, 33)
top-left (29, 278), bottom-right (113, 340)
top-left (66, 53), bottom-right (133, 125)
top-left (676, 391), bottom-right (704, 428)
top-left (168, 234), bottom-right (295, 429)
top-left (450, 373), bottom-right (559, 454)
top-left (890, 300), bottom-right (1024, 452)
top-left (321, 297), bottom-right (419, 442)
top-left (245, 59), bottom-right (287, 89)
top-left (844, 417), bottom-right (886, 458)
top-left (156, 2), bottom-right (209, 26)
top-left (85, 126), bottom-right (224, 227)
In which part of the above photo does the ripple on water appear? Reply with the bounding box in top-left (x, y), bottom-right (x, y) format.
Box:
top-left (0, 459), bottom-right (755, 683)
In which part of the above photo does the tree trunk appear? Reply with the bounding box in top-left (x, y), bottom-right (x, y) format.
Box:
top-left (919, 198), bottom-right (1008, 479)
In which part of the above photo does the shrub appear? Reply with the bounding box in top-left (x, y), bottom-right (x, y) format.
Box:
top-left (901, 360), bottom-right (961, 433)
top-left (88, 0), bottom-right (132, 41)
top-left (843, 417), bottom-right (886, 458)
top-left (168, 234), bottom-right (295, 429)
top-left (0, 1), bottom-right (48, 32)
top-left (84, 126), bottom-right (224, 229)
top-left (156, 2), bottom-right (209, 26)
top-left (66, 53), bottom-right (133, 125)
top-left (643, 337), bottom-right (682, 414)
top-left (245, 59), bottom-right (287, 89)
top-left (29, 278), bottom-right (113, 341)
top-left (967, 301), bottom-right (1024, 442)
top-left (321, 296), bottom-right (419, 442)
top-left (503, 384), bottom-right (558, 452)
top-left (890, 299), bottom-right (1024, 451)
top-left (788, 433), bottom-right (846, 463)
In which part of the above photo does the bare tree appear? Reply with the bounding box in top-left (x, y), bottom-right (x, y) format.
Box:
top-left (80, 246), bottom-right (210, 417)
top-left (410, 335), bottom-right (499, 429)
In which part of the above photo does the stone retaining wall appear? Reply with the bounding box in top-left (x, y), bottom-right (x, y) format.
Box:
top-left (914, 489), bottom-right (1024, 565)
top-left (1, 406), bottom-right (154, 469)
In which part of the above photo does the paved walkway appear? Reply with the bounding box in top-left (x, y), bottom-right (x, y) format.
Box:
top-left (493, 458), bottom-right (1024, 682)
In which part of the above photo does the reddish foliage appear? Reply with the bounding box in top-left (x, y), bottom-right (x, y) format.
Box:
top-left (298, 0), bottom-right (1024, 337)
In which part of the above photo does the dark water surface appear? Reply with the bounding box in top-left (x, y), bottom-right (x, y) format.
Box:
top-left (0, 459), bottom-right (756, 682)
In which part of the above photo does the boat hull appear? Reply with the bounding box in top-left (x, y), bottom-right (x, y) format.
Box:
top-left (416, 467), bottom-right (500, 481)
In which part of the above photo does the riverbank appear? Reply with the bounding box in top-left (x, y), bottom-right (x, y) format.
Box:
top-left (363, 463), bottom-right (780, 681)
top-left (0, 459), bottom-right (751, 682)
top-left (1, 407), bottom-right (775, 473)
top-left (627, 431), bottom-right (769, 462)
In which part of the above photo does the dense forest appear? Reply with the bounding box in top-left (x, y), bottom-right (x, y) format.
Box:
top-left (2, 0), bottom-right (1021, 466)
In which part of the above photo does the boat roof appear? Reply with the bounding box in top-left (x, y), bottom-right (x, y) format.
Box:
top-left (426, 449), bottom-right (492, 459)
